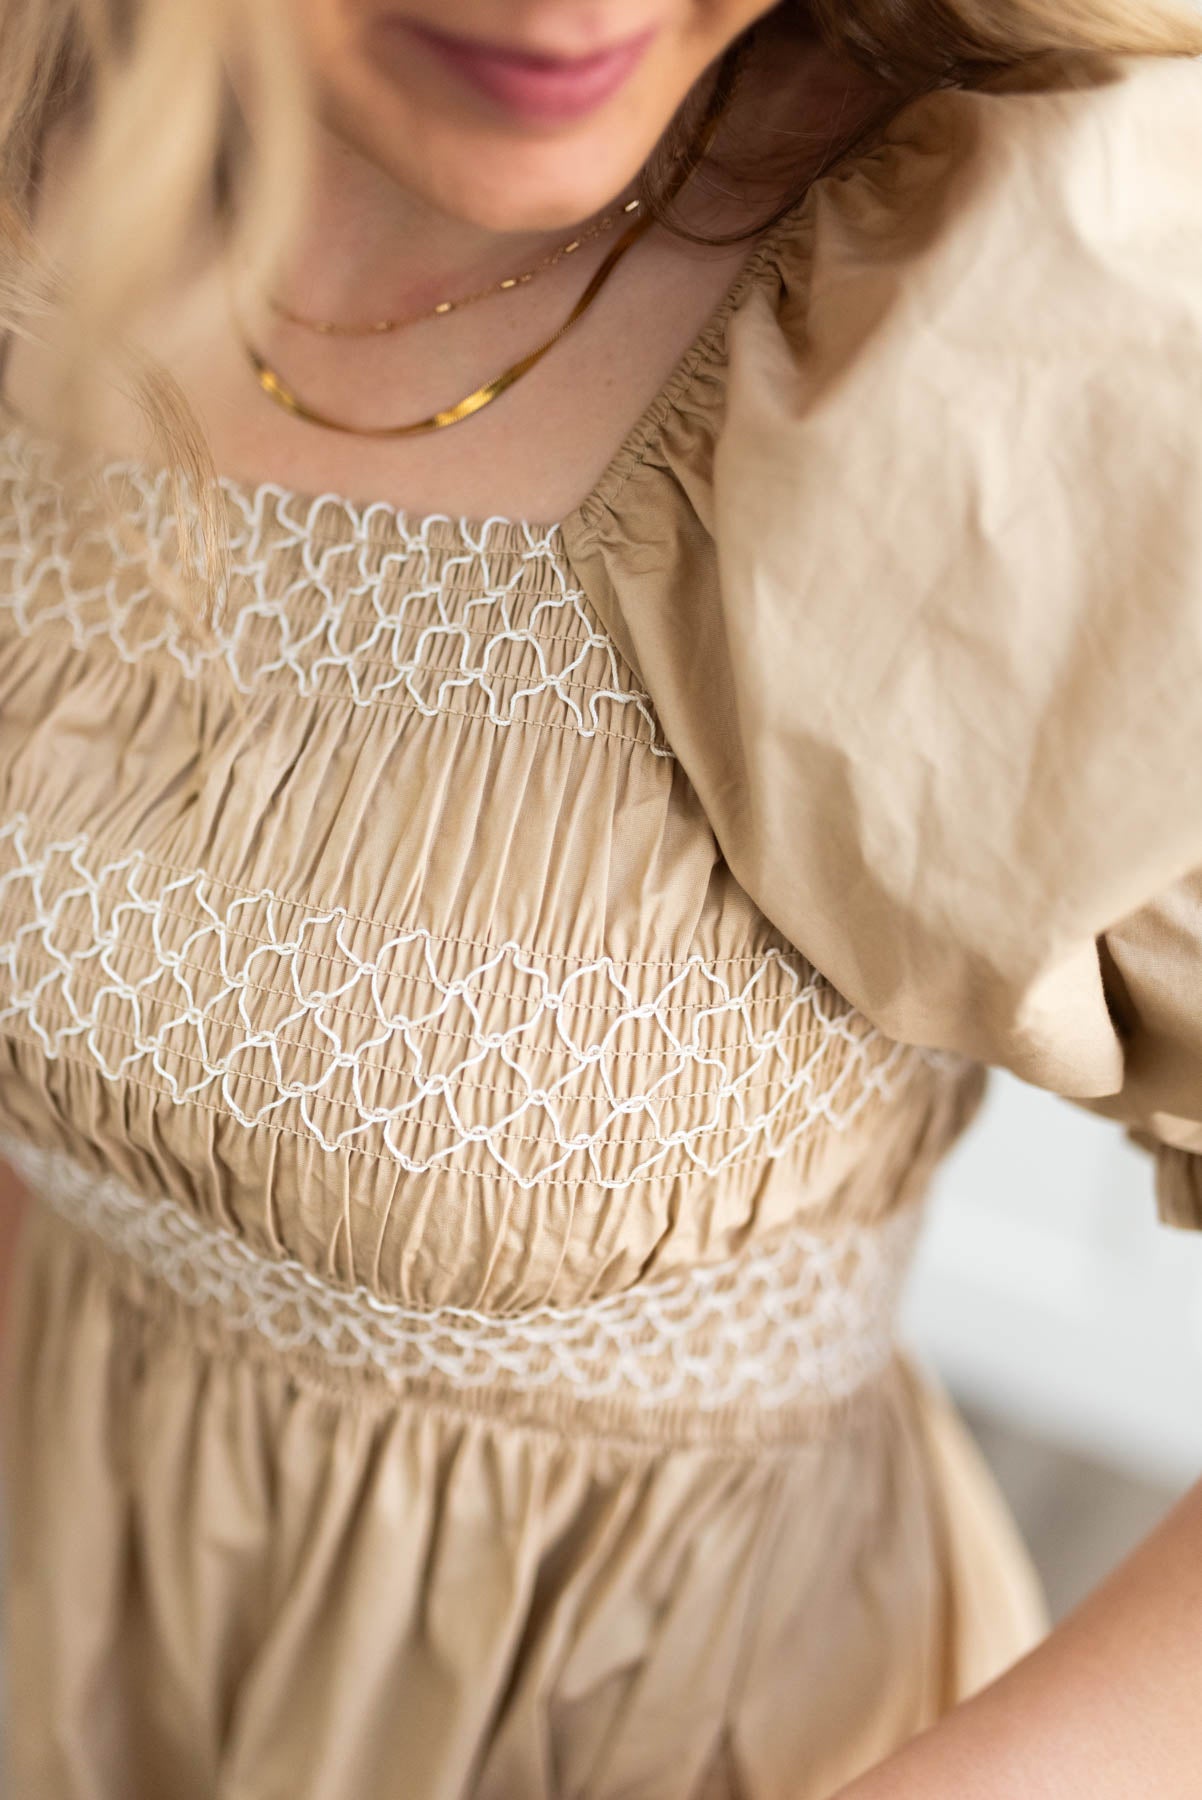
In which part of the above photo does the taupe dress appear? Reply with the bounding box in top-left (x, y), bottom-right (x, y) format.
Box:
top-left (2, 44), bottom-right (1201, 1800)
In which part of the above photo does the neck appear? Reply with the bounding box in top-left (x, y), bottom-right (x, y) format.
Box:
top-left (267, 120), bottom-right (616, 323)
top-left (251, 26), bottom-right (886, 329)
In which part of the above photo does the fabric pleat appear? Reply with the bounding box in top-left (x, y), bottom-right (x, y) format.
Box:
top-left (18, 41), bottom-right (1202, 1797)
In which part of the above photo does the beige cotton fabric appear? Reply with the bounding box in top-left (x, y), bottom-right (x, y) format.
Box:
top-left (2, 39), bottom-right (1200, 1799)
top-left (567, 46), bottom-right (1202, 1227)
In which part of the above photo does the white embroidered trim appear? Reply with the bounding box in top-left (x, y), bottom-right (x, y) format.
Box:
top-left (0, 816), bottom-right (938, 1189)
top-left (0, 1132), bottom-right (919, 1411)
top-left (0, 426), bottom-right (671, 752)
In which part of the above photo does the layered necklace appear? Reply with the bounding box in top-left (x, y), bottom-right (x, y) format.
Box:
top-left (228, 50), bottom-right (743, 438)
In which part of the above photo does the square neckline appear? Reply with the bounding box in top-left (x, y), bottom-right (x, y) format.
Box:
top-left (0, 96), bottom-right (914, 550)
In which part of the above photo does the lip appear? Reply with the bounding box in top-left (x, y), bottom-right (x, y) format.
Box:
top-left (389, 20), bottom-right (658, 123)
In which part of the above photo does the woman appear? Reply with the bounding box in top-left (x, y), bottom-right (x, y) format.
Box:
top-left (2, 0), bottom-right (1202, 1794)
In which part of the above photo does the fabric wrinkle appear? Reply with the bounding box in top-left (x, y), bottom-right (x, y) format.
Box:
top-left (10, 42), bottom-right (1199, 1796)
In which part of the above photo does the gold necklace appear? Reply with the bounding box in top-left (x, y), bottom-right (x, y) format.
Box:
top-left (229, 210), bottom-right (653, 438)
top-left (233, 46), bottom-right (744, 438)
top-left (267, 197), bottom-right (642, 337)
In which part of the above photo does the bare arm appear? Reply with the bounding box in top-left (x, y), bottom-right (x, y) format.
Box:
top-left (835, 1477), bottom-right (1202, 1800)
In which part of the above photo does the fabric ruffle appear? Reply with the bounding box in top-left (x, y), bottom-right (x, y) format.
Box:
top-left (1, 1204), bottom-right (1045, 1800)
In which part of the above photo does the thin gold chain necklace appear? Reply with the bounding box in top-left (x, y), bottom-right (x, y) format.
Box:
top-left (232, 47), bottom-right (743, 438)
top-left (228, 210), bottom-right (653, 438)
top-left (267, 196), bottom-right (643, 337)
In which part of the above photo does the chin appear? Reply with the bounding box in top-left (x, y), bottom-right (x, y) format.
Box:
top-left (421, 160), bottom-right (648, 233)
top-left (312, 36), bottom-right (682, 232)
top-left (342, 101), bottom-right (661, 232)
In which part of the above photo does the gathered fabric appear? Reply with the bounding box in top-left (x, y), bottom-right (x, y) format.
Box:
top-left (0, 419), bottom-right (1040, 1798)
top-left (7, 40), bottom-right (1202, 1796)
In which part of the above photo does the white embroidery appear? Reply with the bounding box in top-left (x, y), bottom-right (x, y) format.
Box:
top-left (0, 815), bottom-right (940, 1189)
top-left (0, 426), bottom-right (671, 752)
top-left (0, 1132), bottom-right (920, 1411)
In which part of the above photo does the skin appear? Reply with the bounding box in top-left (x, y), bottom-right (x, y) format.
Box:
top-left (6, 5), bottom-right (1202, 1796)
top-left (289, 0), bottom-right (784, 232)
top-left (11, 2), bottom-right (885, 520)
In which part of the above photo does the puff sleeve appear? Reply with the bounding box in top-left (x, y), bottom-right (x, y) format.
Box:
top-left (563, 47), bottom-right (1202, 1227)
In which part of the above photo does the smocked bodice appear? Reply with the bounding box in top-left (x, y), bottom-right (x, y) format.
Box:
top-left (0, 423), bottom-right (980, 1446)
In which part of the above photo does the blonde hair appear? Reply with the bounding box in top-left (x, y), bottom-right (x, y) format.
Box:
top-left (807, 0), bottom-right (1202, 78)
top-left (0, 0), bottom-right (1199, 516)
top-left (2, 0), bottom-right (1194, 372)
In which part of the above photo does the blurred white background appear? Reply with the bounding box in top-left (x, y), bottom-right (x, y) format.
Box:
top-left (903, 1072), bottom-right (1202, 1613)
